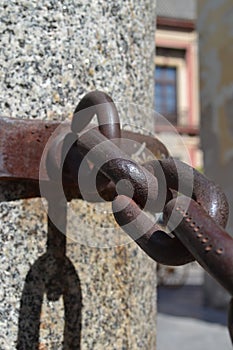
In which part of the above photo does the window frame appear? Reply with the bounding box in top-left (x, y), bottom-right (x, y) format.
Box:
top-left (155, 54), bottom-right (188, 127)
top-left (155, 65), bottom-right (178, 125)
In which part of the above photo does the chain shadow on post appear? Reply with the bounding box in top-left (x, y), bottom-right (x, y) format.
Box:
top-left (16, 253), bottom-right (82, 349)
top-left (16, 198), bottom-right (82, 350)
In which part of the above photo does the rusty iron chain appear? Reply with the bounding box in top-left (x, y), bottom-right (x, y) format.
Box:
top-left (68, 91), bottom-right (233, 344)
top-left (1, 90), bottom-right (233, 345)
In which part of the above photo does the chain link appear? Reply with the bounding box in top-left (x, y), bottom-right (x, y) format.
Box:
top-left (70, 91), bottom-right (233, 344)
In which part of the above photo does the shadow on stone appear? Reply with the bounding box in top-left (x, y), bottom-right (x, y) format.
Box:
top-left (17, 253), bottom-right (82, 350)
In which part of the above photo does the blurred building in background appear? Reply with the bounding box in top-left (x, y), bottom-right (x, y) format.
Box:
top-left (155, 0), bottom-right (202, 169)
top-left (198, 0), bottom-right (233, 309)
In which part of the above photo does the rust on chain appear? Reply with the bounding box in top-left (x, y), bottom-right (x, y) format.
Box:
top-left (114, 157), bottom-right (229, 266)
top-left (0, 125), bottom-right (168, 200)
top-left (71, 91), bottom-right (233, 344)
top-left (112, 195), bottom-right (194, 266)
top-left (163, 194), bottom-right (233, 345)
top-left (112, 160), bottom-right (233, 344)
top-left (69, 90), bottom-right (122, 191)
top-left (74, 128), bottom-right (159, 210)
top-left (1, 90), bottom-right (233, 345)
top-left (148, 158), bottom-right (229, 228)
top-left (68, 91), bottom-right (191, 267)
top-left (163, 195), bottom-right (233, 294)
top-left (71, 90), bottom-right (121, 140)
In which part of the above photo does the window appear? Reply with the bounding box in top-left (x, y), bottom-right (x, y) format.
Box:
top-left (154, 65), bottom-right (178, 125)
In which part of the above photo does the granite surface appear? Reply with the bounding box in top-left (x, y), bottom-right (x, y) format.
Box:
top-left (0, 0), bottom-right (155, 130)
top-left (0, 1), bottom-right (157, 349)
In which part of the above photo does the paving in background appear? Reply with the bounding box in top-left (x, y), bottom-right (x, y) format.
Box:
top-left (157, 314), bottom-right (232, 350)
top-left (157, 263), bottom-right (232, 349)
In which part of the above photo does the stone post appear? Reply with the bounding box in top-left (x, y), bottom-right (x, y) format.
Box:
top-left (197, 0), bottom-right (233, 308)
top-left (0, 1), bottom-right (157, 349)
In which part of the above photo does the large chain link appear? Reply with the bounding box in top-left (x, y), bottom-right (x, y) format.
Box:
top-left (61, 91), bottom-right (233, 344)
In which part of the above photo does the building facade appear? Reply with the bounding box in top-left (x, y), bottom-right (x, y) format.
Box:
top-left (155, 0), bottom-right (202, 168)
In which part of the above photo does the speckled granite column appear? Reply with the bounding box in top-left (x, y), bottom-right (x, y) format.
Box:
top-left (197, 0), bottom-right (233, 308)
top-left (0, 1), bottom-right (157, 349)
